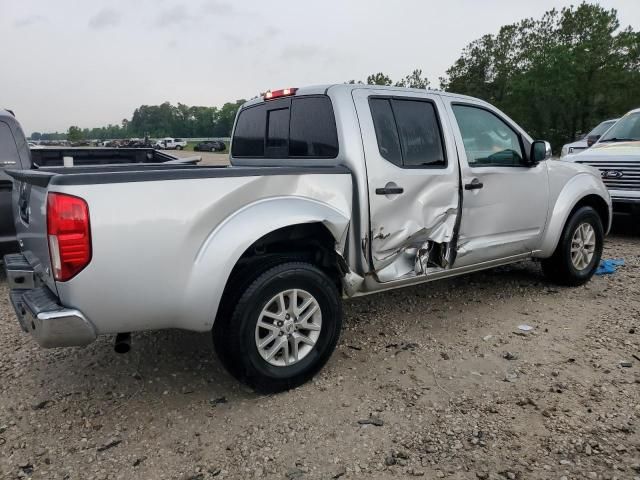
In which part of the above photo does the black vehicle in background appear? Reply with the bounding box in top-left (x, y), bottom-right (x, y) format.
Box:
top-left (194, 140), bottom-right (226, 152)
top-left (0, 110), bottom-right (30, 255)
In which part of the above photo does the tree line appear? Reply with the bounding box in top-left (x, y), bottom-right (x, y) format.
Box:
top-left (32, 3), bottom-right (639, 151)
top-left (442, 3), bottom-right (640, 151)
top-left (32, 99), bottom-right (246, 141)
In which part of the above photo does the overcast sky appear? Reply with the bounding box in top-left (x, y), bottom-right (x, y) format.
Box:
top-left (2, 0), bottom-right (639, 134)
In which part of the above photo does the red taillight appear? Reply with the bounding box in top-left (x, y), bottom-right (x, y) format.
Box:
top-left (264, 88), bottom-right (298, 100)
top-left (47, 193), bottom-right (91, 281)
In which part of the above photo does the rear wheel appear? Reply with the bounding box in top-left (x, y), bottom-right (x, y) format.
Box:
top-left (542, 206), bottom-right (603, 286)
top-left (213, 262), bottom-right (342, 393)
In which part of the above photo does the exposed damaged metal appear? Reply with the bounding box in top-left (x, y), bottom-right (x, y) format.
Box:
top-left (371, 204), bottom-right (460, 283)
top-left (336, 249), bottom-right (365, 297)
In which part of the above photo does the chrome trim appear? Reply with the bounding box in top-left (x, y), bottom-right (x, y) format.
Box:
top-left (611, 196), bottom-right (640, 204)
top-left (7, 279), bottom-right (98, 348)
top-left (24, 304), bottom-right (97, 348)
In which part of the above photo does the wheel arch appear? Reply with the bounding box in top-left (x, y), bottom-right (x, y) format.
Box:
top-left (536, 173), bottom-right (611, 258)
top-left (184, 196), bottom-right (351, 331)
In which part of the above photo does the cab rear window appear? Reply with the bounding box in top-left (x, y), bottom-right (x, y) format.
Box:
top-left (232, 96), bottom-right (338, 158)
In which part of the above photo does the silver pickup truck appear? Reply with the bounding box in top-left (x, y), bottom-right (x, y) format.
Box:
top-left (4, 85), bottom-right (611, 392)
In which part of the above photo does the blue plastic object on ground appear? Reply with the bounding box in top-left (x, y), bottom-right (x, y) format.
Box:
top-left (595, 258), bottom-right (624, 275)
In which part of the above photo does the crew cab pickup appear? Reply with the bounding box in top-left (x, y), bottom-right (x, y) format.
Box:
top-left (4, 85), bottom-right (612, 392)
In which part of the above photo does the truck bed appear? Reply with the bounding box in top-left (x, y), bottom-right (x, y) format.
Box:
top-left (7, 162), bottom-right (352, 337)
top-left (29, 148), bottom-right (177, 168)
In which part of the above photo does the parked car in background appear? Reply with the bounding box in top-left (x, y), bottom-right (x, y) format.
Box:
top-left (194, 140), bottom-right (226, 152)
top-left (4, 85), bottom-right (611, 393)
top-left (117, 138), bottom-right (155, 148)
top-left (564, 108), bottom-right (640, 219)
top-left (560, 118), bottom-right (618, 158)
top-left (155, 137), bottom-right (187, 150)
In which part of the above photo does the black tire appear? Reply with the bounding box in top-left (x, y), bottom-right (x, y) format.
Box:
top-left (210, 147), bottom-right (216, 152)
top-left (542, 206), bottom-right (604, 286)
top-left (176, 145), bottom-right (183, 150)
top-left (213, 262), bottom-right (342, 393)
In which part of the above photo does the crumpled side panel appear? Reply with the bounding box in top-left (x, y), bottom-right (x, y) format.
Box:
top-left (370, 181), bottom-right (459, 283)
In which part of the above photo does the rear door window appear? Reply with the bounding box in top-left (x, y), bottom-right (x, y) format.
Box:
top-left (393, 100), bottom-right (445, 167)
top-left (369, 98), bottom-right (402, 167)
top-left (232, 96), bottom-right (338, 158)
top-left (369, 97), bottom-right (446, 168)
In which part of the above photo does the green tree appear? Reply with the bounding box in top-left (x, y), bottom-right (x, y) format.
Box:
top-left (212, 100), bottom-right (245, 137)
top-left (38, 98), bottom-right (246, 140)
top-left (441, 3), bottom-right (640, 152)
top-left (67, 126), bottom-right (83, 142)
top-left (395, 69), bottom-right (430, 89)
top-left (348, 69), bottom-right (429, 88)
top-left (366, 72), bottom-right (393, 86)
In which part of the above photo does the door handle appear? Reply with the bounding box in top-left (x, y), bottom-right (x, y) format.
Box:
top-left (464, 178), bottom-right (484, 190)
top-left (375, 186), bottom-right (404, 195)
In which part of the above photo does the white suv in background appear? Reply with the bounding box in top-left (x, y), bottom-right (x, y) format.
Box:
top-left (560, 118), bottom-right (618, 158)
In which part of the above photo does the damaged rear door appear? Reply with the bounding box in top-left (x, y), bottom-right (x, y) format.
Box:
top-left (352, 89), bottom-right (461, 282)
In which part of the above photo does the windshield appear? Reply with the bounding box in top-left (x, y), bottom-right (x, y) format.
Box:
top-left (588, 120), bottom-right (616, 137)
top-left (600, 112), bottom-right (640, 142)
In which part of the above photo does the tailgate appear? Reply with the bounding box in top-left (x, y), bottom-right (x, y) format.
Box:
top-left (8, 170), bottom-right (57, 293)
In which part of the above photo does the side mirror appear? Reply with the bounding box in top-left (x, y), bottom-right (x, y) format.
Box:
top-left (586, 135), bottom-right (600, 147)
top-left (530, 140), bottom-right (552, 164)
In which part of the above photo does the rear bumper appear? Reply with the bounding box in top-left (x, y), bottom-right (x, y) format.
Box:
top-left (4, 254), bottom-right (96, 348)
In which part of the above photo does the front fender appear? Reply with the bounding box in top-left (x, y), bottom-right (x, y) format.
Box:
top-left (536, 173), bottom-right (611, 258)
top-left (184, 196), bottom-right (351, 331)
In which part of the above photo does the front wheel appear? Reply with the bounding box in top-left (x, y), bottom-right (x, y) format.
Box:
top-left (542, 206), bottom-right (604, 286)
top-left (176, 145), bottom-right (183, 150)
top-left (213, 262), bottom-right (342, 393)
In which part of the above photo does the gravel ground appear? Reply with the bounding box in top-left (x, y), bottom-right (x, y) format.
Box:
top-left (1, 223), bottom-right (639, 480)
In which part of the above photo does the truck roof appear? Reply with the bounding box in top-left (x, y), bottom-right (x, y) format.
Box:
top-left (241, 84), bottom-right (492, 110)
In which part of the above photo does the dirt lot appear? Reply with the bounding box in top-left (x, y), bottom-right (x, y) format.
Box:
top-left (1, 223), bottom-right (639, 480)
